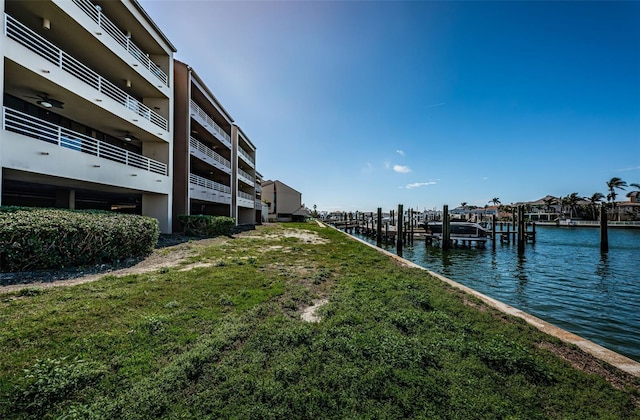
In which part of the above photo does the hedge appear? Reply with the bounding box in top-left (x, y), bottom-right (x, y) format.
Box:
top-left (177, 215), bottom-right (235, 237)
top-left (0, 207), bottom-right (159, 272)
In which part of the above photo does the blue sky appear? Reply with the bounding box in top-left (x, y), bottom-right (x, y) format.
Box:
top-left (140, 0), bottom-right (640, 213)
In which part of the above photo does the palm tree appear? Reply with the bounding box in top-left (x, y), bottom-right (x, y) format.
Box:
top-left (564, 193), bottom-right (580, 218)
top-left (542, 196), bottom-right (557, 221)
top-left (606, 177), bottom-right (627, 221)
top-left (586, 192), bottom-right (605, 220)
top-left (606, 177), bottom-right (627, 203)
top-left (489, 198), bottom-right (501, 206)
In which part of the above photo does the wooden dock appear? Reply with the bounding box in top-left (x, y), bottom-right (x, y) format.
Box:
top-left (330, 220), bottom-right (536, 249)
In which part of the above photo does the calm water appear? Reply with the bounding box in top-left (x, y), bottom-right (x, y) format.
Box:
top-left (355, 226), bottom-right (640, 362)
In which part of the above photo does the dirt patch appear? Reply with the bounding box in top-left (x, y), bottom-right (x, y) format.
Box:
top-left (300, 299), bottom-right (328, 323)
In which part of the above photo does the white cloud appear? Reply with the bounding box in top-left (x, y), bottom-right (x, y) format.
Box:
top-left (393, 165), bottom-right (411, 173)
top-left (482, 176), bottom-right (489, 180)
top-left (396, 149), bottom-right (405, 156)
top-left (362, 162), bottom-right (373, 174)
top-left (404, 181), bottom-right (437, 189)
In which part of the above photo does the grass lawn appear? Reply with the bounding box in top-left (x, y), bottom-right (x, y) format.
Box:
top-left (1, 222), bottom-right (638, 419)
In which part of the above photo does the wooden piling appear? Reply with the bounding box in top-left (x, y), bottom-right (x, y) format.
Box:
top-left (442, 205), bottom-right (450, 251)
top-left (600, 205), bottom-right (608, 253)
top-left (396, 204), bottom-right (403, 256)
top-left (517, 205), bottom-right (525, 254)
top-left (491, 214), bottom-right (496, 250)
top-left (376, 207), bottom-right (382, 247)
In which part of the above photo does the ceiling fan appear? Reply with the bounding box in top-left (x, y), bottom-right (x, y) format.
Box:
top-left (25, 93), bottom-right (64, 109)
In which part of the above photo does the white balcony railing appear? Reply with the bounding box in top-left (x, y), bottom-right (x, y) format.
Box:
top-left (238, 191), bottom-right (254, 201)
top-left (189, 173), bottom-right (231, 195)
top-left (238, 147), bottom-right (255, 166)
top-left (4, 14), bottom-right (168, 131)
top-left (189, 100), bottom-right (231, 148)
top-left (2, 107), bottom-right (167, 175)
top-left (71, 0), bottom-right (168, 87)
top-left (238, 168), bottom-right (254, 185)
top-left (189, 136), bottom-right (231, 171)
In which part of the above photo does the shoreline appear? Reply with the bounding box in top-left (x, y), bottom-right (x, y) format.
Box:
top-left (328, 222), bottom-right (640, 378)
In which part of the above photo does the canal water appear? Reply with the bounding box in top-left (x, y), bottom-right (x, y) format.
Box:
top-left (354, 226), bottom-right (640, 363)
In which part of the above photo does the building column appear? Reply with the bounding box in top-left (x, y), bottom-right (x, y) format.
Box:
top-left (55, 189), bottom-right (75, 209)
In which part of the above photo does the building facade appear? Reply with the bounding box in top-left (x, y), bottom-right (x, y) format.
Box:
top-left (1, 0), bottom-right (176, 232)
top-left (261, 180), bottom-right (307, 222)
top-left (172, 60), bottom-right (259, 231)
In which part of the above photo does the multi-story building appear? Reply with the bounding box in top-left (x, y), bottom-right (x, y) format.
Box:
top-left (173, 60), bottom-right (259, 231)
top-left (172, 60), bottom-right (234, 231)
top-left (231, 124), bottom-right (257, 225)
top-left (1, 0), bottom-right (176, 232)
top-left (262, 180), bottom-right (307, 222)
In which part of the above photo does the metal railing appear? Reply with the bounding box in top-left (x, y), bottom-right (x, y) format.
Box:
top-left (2, 107), bottom-right (167, 175)
top-left (238, 147), bottom-right (255, 166)
top-left (71, 0), bottom-right (168, 86)
top-left (238, 191), bottom-right (254, 201)
top-left (189, 173), bottom-right (231, 194)
top-left (189, 136), bottom-right (231, 171)
top-left (4, 13), bottom-right (168, 131)
top-left (189, 100), bottom-right (231, 147)
top-left (237, 168), bottom-right (254, 184)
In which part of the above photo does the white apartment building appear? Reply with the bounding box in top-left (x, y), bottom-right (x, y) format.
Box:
top-left (1, 0), bottom-right (176, 232)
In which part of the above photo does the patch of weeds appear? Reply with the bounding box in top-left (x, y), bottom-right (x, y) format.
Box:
top-left (474, 336), bottom-right (553, 384)
top-left (16, 288), bottom-right (45, 297)
top-left (142, 315), bottom-right (166, 335)
top-left (312, 268), bottom-right (333, 285)
top-left (214, 260), bottom-right (227, 267)
top-left (158, 267), bottom-right (170, 274)
top-left (164, 300), bottom-right (179, 309)
top-left (13, 357), bottom-right (107, 417)
top-left (219, 293), bottom-right (235, 306)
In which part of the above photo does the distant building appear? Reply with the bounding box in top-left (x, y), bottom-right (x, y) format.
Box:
top-left (261, 180), bottom-right (307, 222)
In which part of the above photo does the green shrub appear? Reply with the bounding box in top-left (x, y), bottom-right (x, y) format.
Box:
top-left (177, 215), bottom-right (235, 237)
top-left (0, 207), bottom-right (159, 272)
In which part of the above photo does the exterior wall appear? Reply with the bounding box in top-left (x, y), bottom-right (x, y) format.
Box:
top-left (262, 180), bottom-right (302, 221)
top-left (1, 0), bottom-right (176, 232)
top-left (172, 60), bottom-right (235, 231)
top-left (232, 124), bottom-right (257, 225)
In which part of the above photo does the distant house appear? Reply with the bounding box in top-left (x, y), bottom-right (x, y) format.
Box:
top-left (261, 180), bottom-right (308, 222)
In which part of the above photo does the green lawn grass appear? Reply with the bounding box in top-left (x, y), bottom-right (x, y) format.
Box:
top-left (1, 222), bottom-right (638, 419)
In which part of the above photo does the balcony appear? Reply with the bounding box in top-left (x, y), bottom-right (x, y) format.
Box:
top-left (255, 199), bottom-right (263, 210)
top-left (237, 168), bottom-right (254, 187)
top-left (189, 173), bottom-right (231, 205)
top-left (3, 106), bottom-right (167, 175)
top-left (4, 13), bottom-right (168, 132)
top-left (189, 136), bottom-right (231, 174)
top-left (190, 100), bottom-right (231, 149)
top-left (71, 0), bottom-right (168, 87)
top-left (238, 147), bottom-right (255, 168)
top-left (238, 191), bottom-right (254, 209)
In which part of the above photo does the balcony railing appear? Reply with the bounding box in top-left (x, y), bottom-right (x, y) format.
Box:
top-left (255, 199), bottom-right (263, 210)
top-left (189, 100), bottom-right (231, 148)
top-left (4, 14), bottom-right (168, 131)
top-left (238, 147), bottom-right (255, 166)
top-left (238, 191), bottom-right (254, 201)
top-left (189, 173), bottom-right (231, 194)
top-left (71, 0), bottom-right (168, 87)
top-left (189, 136), bottom-right (231, 171)
top-left (2, 107), bottom-right (167, 175)
top-left (238, 168), bottom-right (254, 185)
